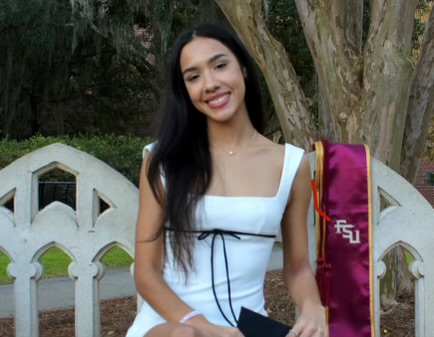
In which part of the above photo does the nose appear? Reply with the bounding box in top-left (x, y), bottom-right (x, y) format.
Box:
top-left (203, 71), bottom-right (220, 92)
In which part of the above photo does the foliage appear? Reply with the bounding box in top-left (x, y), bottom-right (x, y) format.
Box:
top-left (0, 133), bottom-right (150, 185)
top-left (0, 0), bottom-right (157, 139)
top-left (412, 1), bottom-right (434, 61)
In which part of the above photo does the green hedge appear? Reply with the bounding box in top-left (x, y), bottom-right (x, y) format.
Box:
top-left (0, 134), bottom-right (151, 186)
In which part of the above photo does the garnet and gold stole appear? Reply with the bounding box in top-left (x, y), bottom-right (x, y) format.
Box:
top-left (313, 141), bottom-right (376, 337)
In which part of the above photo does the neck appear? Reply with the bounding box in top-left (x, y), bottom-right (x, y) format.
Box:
top-left (208, 123), bottom-right (256, 147)
top-left (208, 123), bottom-right (258, 156)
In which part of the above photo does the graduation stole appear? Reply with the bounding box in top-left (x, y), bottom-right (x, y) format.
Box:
top-left (313, 141), bottom-right (376, 337)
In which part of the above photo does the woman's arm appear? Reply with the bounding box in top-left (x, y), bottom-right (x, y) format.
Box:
top-left (134, 151), bottom-right (202, 321)
top-left (281, 156), bottom-right (327, 337)
top-left (134, 151), bottom-right (244, 337)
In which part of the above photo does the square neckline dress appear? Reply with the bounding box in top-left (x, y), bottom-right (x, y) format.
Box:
top-left (126, 143), bottom-right (304, 337)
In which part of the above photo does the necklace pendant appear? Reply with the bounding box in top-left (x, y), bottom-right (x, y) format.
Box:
top-left (228, 150), bottom-right (235, 156)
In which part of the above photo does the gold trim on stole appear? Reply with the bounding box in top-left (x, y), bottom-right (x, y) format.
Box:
top-left (313, 141), bottom-right (330, 327)
top-left (364, 145), bottom-right (376, 337)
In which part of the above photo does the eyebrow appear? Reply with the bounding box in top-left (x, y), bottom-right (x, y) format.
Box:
top-left (182, 53), bottom-right (228, 76)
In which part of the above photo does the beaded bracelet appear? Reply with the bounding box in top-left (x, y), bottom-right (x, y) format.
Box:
top-left (179, 310), bottom-right (202, 324)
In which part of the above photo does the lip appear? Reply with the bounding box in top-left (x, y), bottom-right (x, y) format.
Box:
top-left (206, 93), bottom-right (230, 109)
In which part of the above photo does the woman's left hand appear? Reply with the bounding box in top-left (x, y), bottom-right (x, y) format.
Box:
top-left (286, 304), bottom-right (328, 337)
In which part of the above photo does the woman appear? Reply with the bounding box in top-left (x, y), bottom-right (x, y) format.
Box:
top-left (127, 23), bottom-right (326, 337)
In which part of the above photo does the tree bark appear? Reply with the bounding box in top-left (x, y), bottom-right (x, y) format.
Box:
top-left (295, 0), bottom-right (364, 143)
top-left (401, 7), bottom-right (434, 183)
top-left (361, 0), bottom-right (418, 170)
top-left (214, 0), bottom-right (317, 150)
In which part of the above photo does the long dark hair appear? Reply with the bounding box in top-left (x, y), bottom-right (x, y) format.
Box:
top-left (148, 23), bottom-right (264, 274)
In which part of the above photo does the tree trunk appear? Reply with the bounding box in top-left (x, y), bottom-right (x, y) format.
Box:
top-left (295, 0), bottom-right (419, 171)
top-left (318, 76), bottom-right (337, 141)
top-left (361, 0), bottom-right (418, 170)
top-left (401, 7), bottom-right (434, 183)
top-left (295, 0), bottom-right (364, 144)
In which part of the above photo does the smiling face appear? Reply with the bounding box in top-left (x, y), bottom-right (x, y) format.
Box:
top-left (180, 37), bottom-right (248, 124)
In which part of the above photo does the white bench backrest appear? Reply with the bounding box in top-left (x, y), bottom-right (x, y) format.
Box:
top-left (0, 145), bottom-right (433, 336)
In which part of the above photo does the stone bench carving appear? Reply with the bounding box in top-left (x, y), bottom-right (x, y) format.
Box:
top-left (0, 143), bottom-right (433, 337)
top-left (0, 144), bottom-right (138, 337)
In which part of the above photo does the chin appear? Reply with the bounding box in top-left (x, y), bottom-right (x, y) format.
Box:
top-left (207, 112), bottom-right (237, 123)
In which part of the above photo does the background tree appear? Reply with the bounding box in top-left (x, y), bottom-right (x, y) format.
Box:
top-left (214, 0), bottom-right (433, 309)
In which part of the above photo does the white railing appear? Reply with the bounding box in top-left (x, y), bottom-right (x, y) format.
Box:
top-left (0, 144), bottom-right (433, 336)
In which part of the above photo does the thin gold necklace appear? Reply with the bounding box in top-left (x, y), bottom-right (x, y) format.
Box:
top-left (212, 130), bottom-right (258, 156)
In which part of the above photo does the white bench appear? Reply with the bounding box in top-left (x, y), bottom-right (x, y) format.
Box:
top-left (0, 143), bottom-right (433, 336)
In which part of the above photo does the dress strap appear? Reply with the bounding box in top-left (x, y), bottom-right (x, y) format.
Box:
top-left (142, 142), bottom-right (156, 158)
top-left (142, 142), bottom-right (166, 189)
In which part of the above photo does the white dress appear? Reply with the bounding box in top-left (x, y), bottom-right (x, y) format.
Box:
top-left (126, 143), bottom-right (304, 337)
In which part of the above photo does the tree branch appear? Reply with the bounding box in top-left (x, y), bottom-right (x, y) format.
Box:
top-left (330, 1), bottom-right (364, 55)
top-left (401, 6), bottom-right (434, 182)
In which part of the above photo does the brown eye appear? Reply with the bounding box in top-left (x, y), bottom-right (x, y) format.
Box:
top-left (186, 74), bottom-right (200, 82)
top-left (215, 63), bottom-right (227, 70)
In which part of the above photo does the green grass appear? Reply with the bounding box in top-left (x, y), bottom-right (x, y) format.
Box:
top-left (0, 246), bottom-right (133, 285)
top-left (101, 247), bottom-right (134, 270)
top-left (0, 251), bottom-right (10, 285)
top-left (404, 249), bottom-right (414, 264)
